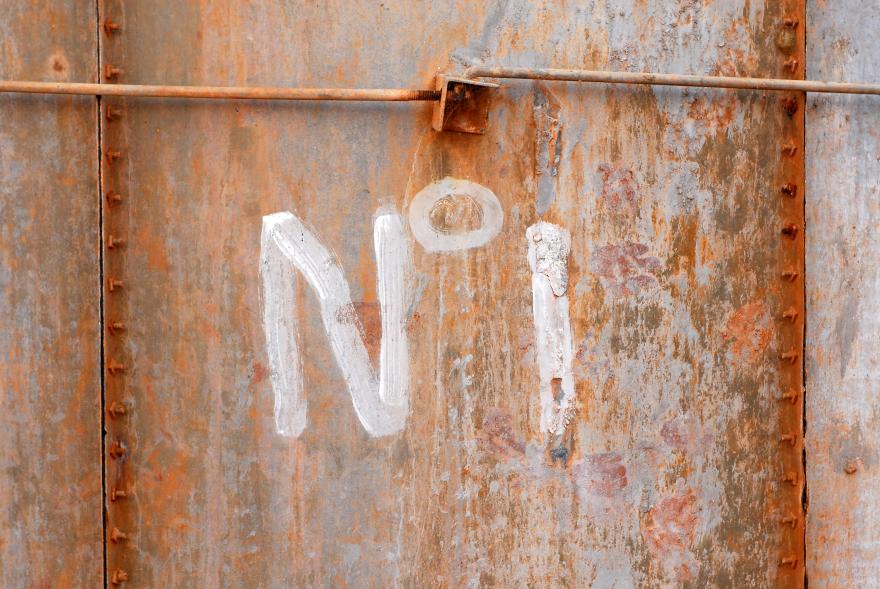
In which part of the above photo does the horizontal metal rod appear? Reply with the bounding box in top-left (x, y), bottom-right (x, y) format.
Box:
top-left (465, 66), bottom-right (880, 95)
top-left (0, 80), bottom-right (440, 101)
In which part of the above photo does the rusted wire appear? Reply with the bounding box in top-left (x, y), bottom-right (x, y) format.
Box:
top-left (0, 80), bottom-right (440, 101)
top-left (3, 68), bottom-right (879, 102)
top-left (465, 66), bottom-right (880, 95)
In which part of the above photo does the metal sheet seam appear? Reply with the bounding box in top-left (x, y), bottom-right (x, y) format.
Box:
top-left (94, 0), bottom-right (108, 587)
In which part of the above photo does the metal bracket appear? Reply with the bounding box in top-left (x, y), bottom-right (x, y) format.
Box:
top-left (432, 74), bottom-right (499, 134)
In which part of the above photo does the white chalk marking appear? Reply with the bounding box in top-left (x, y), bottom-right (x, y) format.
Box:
top-left (408, 177), bottom-right (503, 252)
top-left (260, 209), bottom-right (411, 437)
top-left (527, 221), bottom-right (576, 434)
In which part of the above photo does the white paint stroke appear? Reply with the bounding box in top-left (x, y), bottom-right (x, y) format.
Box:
top-left (408, 177), bottom-right (503, 252)
top-left (260, 209), bottom-right (411, 437)
top-left (527, 221), bottom-right (576, 434)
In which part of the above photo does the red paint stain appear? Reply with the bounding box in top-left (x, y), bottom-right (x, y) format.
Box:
top-left (598, 163), bottom-right (639, 210)
top-left (251, 361), bottom-right (268, 384)
top-left (479, 408), bottom-right (525, 458)
top-left (575, 452), bottom-right (628, 497)
top-left (591, 243), bottom-right (662, 297)
top-left (642, 487), bottom-right (702, 581)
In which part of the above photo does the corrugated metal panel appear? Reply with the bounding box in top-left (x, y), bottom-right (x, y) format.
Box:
top-left (806, 1), bottom-right (880, 586)
top-left (98, 2), bottom-right (806, 586)
top-left (0, 3), bottom-right (102, 588)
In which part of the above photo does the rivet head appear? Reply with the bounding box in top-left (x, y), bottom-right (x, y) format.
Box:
top-left (845, 458), bottom-right (861, 474)
top-left (105, 64), bottom-right (122, 81)
top-left (104, 20), bottom-right (121, 35)
top-left (109, 440), bottom-right (126, 459)
top-left (111, 569), bottom-right (129, 584)
top-left (108, 402), bottom-right (127, 418)
top-left (108, 359), bottom-right (125, 374)
top-left (110, 527), bottom-right (128, 543)
top-left (781, 223), bottom-right (799, 239)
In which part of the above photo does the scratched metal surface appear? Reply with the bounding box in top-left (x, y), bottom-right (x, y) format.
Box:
top-left (806, 1), bottom-right (880, 586)
top-left (0, 3), bottom-right (102, 589)
top-left (102, 2), bottom-right (804, 586)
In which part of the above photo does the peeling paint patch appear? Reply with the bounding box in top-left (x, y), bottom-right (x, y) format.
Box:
top-left (590, 243), bottom-right (662, 298)
top-left (527, 222), bottom-right (575, 435)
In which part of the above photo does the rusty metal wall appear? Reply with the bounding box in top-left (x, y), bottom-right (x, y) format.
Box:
top-left (95, 2), bottom-right (807, 586)
top-left (806, 1), bottom-right (880, 586)
top-left (0, 3), bottom-right (103, 588)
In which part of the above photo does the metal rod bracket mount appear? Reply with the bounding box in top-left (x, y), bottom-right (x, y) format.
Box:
top-left (432, 75), bottom-right (498, 134)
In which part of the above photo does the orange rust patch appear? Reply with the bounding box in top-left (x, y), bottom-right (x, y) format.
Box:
top-left (724, 300), bottom-right (772, 362)
top-left (642, 487), bottom-right (702, 581)
top-left (351, 301), bottom-right (381, 364)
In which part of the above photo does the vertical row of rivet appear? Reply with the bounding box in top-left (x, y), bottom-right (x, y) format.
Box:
top-left (100, 1), bottom-right (130, 585)
top-left (774, 2), bottom-right (806, 585)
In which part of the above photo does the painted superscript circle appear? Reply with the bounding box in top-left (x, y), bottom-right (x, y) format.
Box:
top-left (407, 177), bottom-right (503, 252)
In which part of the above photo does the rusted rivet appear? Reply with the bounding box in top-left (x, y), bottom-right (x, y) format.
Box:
top-left (105, 64), bottom-right (122, 81)
top-left (780, 433), bottom-right (797, 447)
top-left (109, 321), bottom-right (127, 334)
top-left (782, 472), bottom-right (798, 486)
top-left (780, 556), bottom-right (798, 569)
top-left (107, 359), bottom-right (125, 374)
top-left (110, 527), bottom-right (128, 543)
top-left (107, 235), bottom-right (126, 249)
top-left (108, 402), bottom-right (127, 418)
top-left (781, 268), bottom-right (799, 282)
top-left (780, 183), bottom-right (798, 198)
top-left (781, 223), bottom-right (799, 238)
top-left (781, 515), bottom-right (799, 529)
top-left (109, 440), bottom-right (126, 459)
top-left (106, 150), bottom-right (122, 164)
top-left (108, 278), bottom-right (124, 292)
top-left (106, 191), bottom-right (123, 206)
top-left (104, 20), bottom-right (121, 35)
top-left (110, 487), bottom-right (127, 501)
top-left (783, 57), bottom-right (799, 73)
top-left (111, 569), bottom-right (129, 584)
top-left (783, 16), bottom-right (799, 28)
top-left (782, 142), bottom-right (798, 157)
top-left (779, 389), bottom-right (800, 404)
top-left (782, 307), bottom-right (799, 322)
top-left (781, 96), bottom-right (798, 116)
top-left (106, 106), bottom-right (122, 121)
top-left (780, 349), bottom-right (799, 364)
top-left (845, 458), bottom-right (861, 474)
